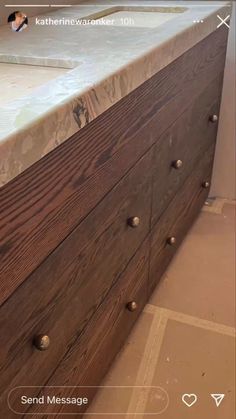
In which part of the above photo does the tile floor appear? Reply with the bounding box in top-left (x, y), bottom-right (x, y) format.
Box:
top-left (86, 199), bottom-right (236, 419)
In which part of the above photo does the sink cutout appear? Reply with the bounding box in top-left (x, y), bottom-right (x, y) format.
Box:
top-left (0, 63), bottom-right (68, 105)
top-left (82, 6), bottom-right (187, 28)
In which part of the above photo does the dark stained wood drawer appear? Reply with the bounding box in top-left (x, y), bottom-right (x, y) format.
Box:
top-left (151, 74), bottom-right (223, 227)
top-left (149, 143), bottom-right (215, 295)
top-left (0, 151), bottom-right (152, 417)
top-left (7, 238), bottom-right (150, 418)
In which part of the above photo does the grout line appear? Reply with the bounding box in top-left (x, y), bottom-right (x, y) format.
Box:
top-left (145, 304), bottom-right (236, 337)
top-left (125, 310), bottom-right (168, 418)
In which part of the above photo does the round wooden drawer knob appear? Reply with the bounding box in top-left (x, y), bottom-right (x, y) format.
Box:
top-left (167, 236), bottom-right (176, 246)
top-left (209, 114), bottom-right (218, 123)
top-left (33, 334), bottom-right (50, 351)
top-left (126, 301), bottom-right (138, 312)
top-left (202, 181), bottom-right (210, 188)
top-left (172, 159), bottom-right (183, 170)
top-left (128, 216), bottom-right (140, 228)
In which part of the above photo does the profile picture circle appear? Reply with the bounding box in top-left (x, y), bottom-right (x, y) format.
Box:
top-left (7, 11), bottom-right (28, 32)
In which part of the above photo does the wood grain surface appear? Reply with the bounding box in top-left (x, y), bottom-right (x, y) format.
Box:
top-left (149, 144), bottom-right (216, 295)
top-left (151, 73), bottom-right (224, 226)
top-left (0, 26), bottom-right (228, 305)
top-left (8, 238), bottom-right (150, 418)
top-left (0, 150), bottom-right (152, 416)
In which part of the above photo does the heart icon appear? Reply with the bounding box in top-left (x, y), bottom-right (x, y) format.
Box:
top-left (182, 393), bottom-right (198, 407)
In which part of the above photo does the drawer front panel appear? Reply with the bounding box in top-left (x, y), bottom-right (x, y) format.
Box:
top-left (0, 151), bottom-right (152, 415)
top-left (151, 74), bottom-right (223, 226)
top-left (7, 239), bottom-right (149, 418)
top-left (0, 26), bottom-right (228, 305)
top-left (149, 144), bottom-right (215, 295)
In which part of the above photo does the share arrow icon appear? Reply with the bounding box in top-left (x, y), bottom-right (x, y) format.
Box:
top-left (211, 394), bottom-right (225, 407)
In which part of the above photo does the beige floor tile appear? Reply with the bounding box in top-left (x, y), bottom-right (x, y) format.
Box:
top-left (149, 319), bottom-right (235, 419)
top-left (86, 316), bottom-right (235, 418)
top-left (150, 203), bottom-right (236, 327)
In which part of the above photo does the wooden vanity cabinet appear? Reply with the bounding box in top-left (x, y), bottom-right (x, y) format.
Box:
top-left (0, 26), bottom-right (228, 418)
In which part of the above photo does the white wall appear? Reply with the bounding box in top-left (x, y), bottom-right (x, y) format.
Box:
top-left (210, 2), bottom-right (236, 200)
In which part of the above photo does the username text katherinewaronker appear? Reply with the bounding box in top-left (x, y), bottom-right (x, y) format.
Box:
top-left (35, 17), bottom-right (118, 26)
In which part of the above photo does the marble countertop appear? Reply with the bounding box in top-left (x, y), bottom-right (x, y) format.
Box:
top-left (0, 1), bottom-right (231, 187)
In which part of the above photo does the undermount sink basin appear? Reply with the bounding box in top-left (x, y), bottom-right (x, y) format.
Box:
top-left (0, 63), bottom-right (69, 105)
top-left (84, 6), bottom-right (187, 28)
